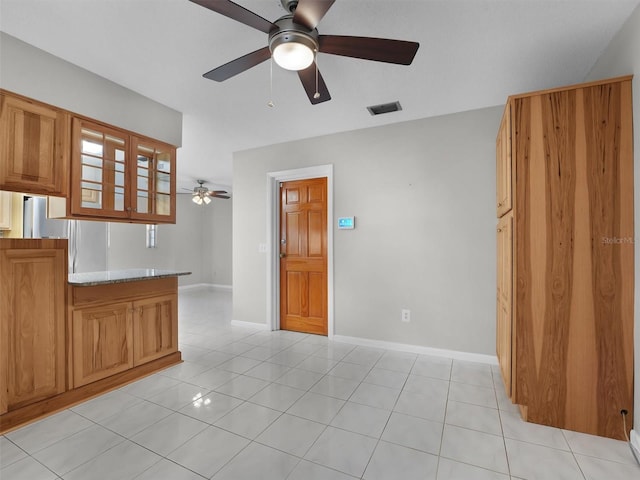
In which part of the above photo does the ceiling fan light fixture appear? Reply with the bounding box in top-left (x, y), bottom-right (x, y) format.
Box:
top-left (203, 195), bottom-right (212, 205)
top-left (192, 195), bottom-right (203, 205)
top-left (269, 31), bottom-right (317, 71)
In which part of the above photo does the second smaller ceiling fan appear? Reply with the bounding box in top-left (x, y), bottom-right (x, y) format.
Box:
top-left (181, 179), bottom-right (230, 205)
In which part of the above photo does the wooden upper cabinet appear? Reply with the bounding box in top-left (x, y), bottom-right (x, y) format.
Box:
top-left (0, 239), bottom-right (67, 414)
top-left (0, 91), bottom-right (177, 223)
top-left (0, 92), bottom-right (70, 196)
top-left (71, 118), bottom-right (130, 220)
top-left (67, 118), bottom-right (176, 223)
top-left (130, 137), bottom-right (176, 223)
top-left (496, 104), bottom-right (512, 217)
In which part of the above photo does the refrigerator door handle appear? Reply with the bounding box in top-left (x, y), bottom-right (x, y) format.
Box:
top-left (67, 220), bottom-right (78, 274)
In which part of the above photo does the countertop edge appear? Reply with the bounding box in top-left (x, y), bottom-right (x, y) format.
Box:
top-left (68, 269), bottom-right (192, 286)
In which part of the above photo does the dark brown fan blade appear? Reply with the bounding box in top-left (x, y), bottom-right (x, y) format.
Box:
top-left (292, 0), bottom-right (335, 30)
top-left (298, 62), bottom-right (331, 105)
top-left (319, 35), bottom-right (419, 65)
top-left (203, 47), bottom-right (271, 81)
top-left (207, 190), bottom-right (228, 195)
top-left (212, 195), bottom-right (231, 199)
top-left (189, 0), bottom-right (276, 33)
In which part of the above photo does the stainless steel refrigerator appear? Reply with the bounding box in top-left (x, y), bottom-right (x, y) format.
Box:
top-left (23, 196), bottom-right (108, 273)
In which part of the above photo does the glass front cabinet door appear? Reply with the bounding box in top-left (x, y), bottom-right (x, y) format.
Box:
top-left (131, 137), bottom-right (175, 223)
top-left (70, 118), bottom-right (176, 223)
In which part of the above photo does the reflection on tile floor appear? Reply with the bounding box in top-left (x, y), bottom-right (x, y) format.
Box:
top-left (1, 288), bottom-right (638, 479)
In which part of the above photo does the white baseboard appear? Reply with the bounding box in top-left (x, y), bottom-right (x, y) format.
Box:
top-left (631, 430), bottom-right (640, 461)
top-left (332, 334), bottom-right (499, 365)
top-left (178, 283), bottom-right (210, 291)
top-left (231, 319), bottom-right (269, 330)
top-left (179, 283), bottom-right (232, 292)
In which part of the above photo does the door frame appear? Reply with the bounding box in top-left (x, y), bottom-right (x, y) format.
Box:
top-left (266, 165), bottom-right (334, 336)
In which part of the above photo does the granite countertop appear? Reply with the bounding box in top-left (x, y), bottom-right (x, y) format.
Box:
top-left (68, 269), bottom-right (192, 286)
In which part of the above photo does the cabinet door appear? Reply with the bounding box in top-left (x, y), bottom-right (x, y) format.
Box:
top-left (0, 241), bottom-right (67, 413)
top-left (71, 118), bottom-right (130, 220)
top-left (496, 213), bottom-right (513, 399)
top-left (0, 93), bottom-right (70, 196)
top-left (512, 79), bottom-right (634, 439)
top-left (132, 294), bottom-right (177, 366)
top-left (130, 137), bottom-right (176, 223)
top-left (72, 302), bottom-right (133, 387)
top-left (496, 104), bottom-right (512, 217)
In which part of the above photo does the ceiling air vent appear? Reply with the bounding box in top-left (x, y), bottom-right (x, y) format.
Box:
top-left (367, 101), bottom-right (402, 116)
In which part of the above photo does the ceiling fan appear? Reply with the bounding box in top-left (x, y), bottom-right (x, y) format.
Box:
top-left (190, 0), bottom-right (420, 104)
top-left (181, 180), bottom-right (230, 205)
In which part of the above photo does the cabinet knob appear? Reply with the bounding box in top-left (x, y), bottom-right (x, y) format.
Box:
top-left (497, 202), bottom-right (503, 207)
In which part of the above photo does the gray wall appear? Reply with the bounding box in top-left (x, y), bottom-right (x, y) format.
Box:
top-left (0, 32), bottom-right (182, 147)
top-left (586, 3), bottom-right (640, 435)
top-left (233, 106), bottom-right (502, 355)
top-left (202, 198), bottom-right (233, 287)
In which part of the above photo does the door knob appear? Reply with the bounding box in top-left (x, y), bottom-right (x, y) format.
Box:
top-left (280, 253), bottom-right (286, 258)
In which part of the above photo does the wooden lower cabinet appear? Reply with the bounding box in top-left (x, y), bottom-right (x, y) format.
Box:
top-left (72, 293), bottom-right (176, 387)
top-left (72, 303), bottom-right (134, 388)
top-left (133, 294), bottom-right (178, 366)
top-left (0, 274), bottom-right (181, 433)
top-left (0, 240), bottom-right (67, 414)
top-left (69, 279), bottom-right (179, 389)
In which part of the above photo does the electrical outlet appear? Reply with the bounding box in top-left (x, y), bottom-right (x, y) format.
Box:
top-left (258, 243), bottom-right (267, 253)
top-left (401, 309), bottom-right (410, 323)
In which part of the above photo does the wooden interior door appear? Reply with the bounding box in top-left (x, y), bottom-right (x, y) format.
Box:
top-left (280, 177), bottom-right (327, 335)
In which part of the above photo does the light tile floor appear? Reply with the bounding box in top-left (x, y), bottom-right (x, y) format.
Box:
top-left (1, 288), bottom-right (639, 480)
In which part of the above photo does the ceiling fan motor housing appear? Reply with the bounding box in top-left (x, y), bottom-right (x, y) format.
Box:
top-left (269, 16), bottom-right (319, 55)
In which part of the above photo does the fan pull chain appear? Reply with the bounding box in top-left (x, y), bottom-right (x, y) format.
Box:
top-left (313, 51), bottom-right (320, 99)
top-left (268, 56), bottom-right (275, 108)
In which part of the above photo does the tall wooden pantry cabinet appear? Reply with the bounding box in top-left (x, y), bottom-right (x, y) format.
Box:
top-left (496, 76), bottom-right (634, 440)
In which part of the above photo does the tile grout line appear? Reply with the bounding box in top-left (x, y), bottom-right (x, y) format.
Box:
top-left (433, 357), bottom-right (453, 479)
top-left (492, 368), bottom-right (513, 479)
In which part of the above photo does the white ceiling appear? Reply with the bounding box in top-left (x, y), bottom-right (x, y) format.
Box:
top-left (1, 0), bottom-right (639, 191)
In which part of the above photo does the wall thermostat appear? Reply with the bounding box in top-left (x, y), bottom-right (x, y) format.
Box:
top-left (338, 217), bottom-right (355, 229)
